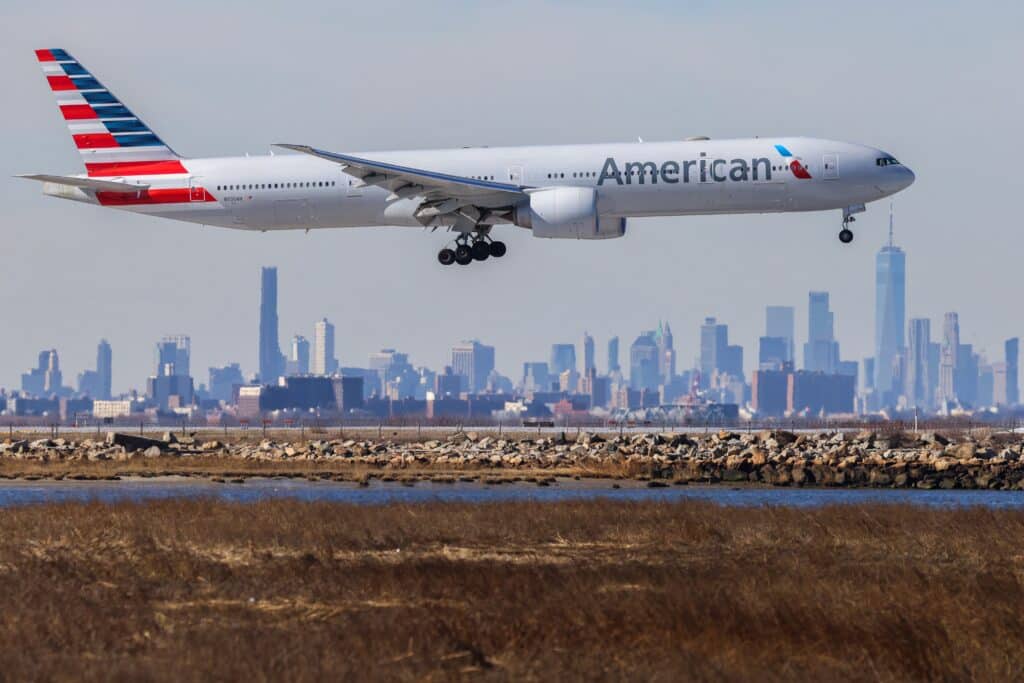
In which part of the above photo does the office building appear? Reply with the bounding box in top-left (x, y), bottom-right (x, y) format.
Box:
top-left (22, 349), bottom-right (63, 396)
top-left (288, 335), bottom-right (310, 376)
top-left (804, 292), bottom-right (840, 374)
top-left (96, 339), bottom-right (112, 400)
top-left (630, 331), bottom-right (660, 392)
top-left (258, 267), bottom-right (285, 382)
top-left (582, 332), bottom-right (595, 373)
top-left (938, 312), bottom-right (959, 404)
top-left (765, 305), bottom-right (795, 363)
top-left (208, 364), bottom-right (244, 403)
top-left (522, 362), bottom-right (550, 394)
top-left (956, 343), bottom-right (979, 407)
top-left (607, 336), bottom-right (620, 374)
top-left (905, 318), bottom-right (932, 410)
top-left (700, 317), bottom-right (743, 384)
top-left (752, 367), bottom-right (790, 417)
top-left (434, 366), bottom-right (463, 398)
top-left (788, 371), bottom-right (855, 415)
top-left (759, 337), bottom-right (789, 370)
top-left (451, 340), bottom-right (496, 394)
top-left (312, 318), bottom-right (337, 376)
top-left (874, 209), bottom-right (906, 404)
top-left (332, 376), bottom-right (365, 412)
top-left (655, 321), bottom-right (676, 383)
top-left (157, 336), bottom-right (191, 378)
top-left (550, 344), bottom-right (576, 378)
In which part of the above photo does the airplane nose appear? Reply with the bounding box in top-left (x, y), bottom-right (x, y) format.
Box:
top-left (900, 166), bottom-right (916, 190)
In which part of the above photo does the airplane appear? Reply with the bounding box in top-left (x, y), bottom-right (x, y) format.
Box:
top-left (20, 49), bottom-right (915, 266)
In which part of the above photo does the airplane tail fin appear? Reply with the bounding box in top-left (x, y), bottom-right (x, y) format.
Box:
top-left (35, 49), bottom-right (187, 177)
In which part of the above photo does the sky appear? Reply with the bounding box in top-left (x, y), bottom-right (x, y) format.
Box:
top-left (1, 0), bottom-right (1022, 393)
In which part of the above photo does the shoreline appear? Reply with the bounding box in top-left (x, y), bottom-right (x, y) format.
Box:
top-left (2, 428), bottom-right (1023, 490)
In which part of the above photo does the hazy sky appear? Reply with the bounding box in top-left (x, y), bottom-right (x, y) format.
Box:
top-left (1, 0), bottom-right (1021, 393)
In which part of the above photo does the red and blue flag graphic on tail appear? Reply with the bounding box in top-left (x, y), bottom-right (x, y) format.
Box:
top-left (35, 49), bottom-right (188, 177)
top-left (774, 144), bottom-right (812, 180)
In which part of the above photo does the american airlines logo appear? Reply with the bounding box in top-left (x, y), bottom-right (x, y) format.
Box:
top-left (596, 146), bottom-right (812, 186)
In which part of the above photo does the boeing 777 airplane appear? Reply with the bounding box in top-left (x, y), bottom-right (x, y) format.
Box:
top-left (21, 49), bottom-right (915, 266)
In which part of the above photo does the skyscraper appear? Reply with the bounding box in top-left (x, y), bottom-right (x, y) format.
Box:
top-left (700, 318), bottom-right (725, 386)
top-left (582, 332), bottom-right (595, 373)
top-left (804, 292), bottom-right (840, 374)
top-left (550, 344), bottom-right (576, 378)
top-left (43, 349), bottom-right (61, 394)
top-left (1007, 338), bottom-right (1020, 406)
top-left (629, 331), bottom-right (660, 391)
top-left (312, 319), bottom-right (337, 376)
top-left (938, 312), bottom-right (959, 404)
top-left (21, 350), bottom-right (59, 396)
top-left (765, 306), bottom-right (795, 363)
top-left (874, 208), bottom-right (906, 404)
top-left (289, 335), bottom-right (310, 376)
top-left (157, 336), bottom-right (190, 377)
top-left (96, 339), bottom-right (112, 400)
top-left (451, 340), bottom-right (496, 394)
top-left (654, 321), bottom-right (676, 383)
top-left (607, 336), bottom-right (620, 374)
top-left (905, 318), bottom-right (931, 409)
top-left (258, 267), bottom-right (285, 382)
top-left (522, 362), bottom-right (551, 393)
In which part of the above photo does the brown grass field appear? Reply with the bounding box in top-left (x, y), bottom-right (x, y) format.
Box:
top-left (1, 500), bottom-right (1023, 680)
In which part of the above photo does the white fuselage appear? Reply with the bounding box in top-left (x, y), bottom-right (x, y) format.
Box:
top-left (52, 136), bottom-right (915, 232)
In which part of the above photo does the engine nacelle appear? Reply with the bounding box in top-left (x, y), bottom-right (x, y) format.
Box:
top-left (514, 187), bottom-right (626, 240)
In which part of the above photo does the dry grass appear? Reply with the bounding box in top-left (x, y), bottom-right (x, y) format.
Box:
top-left (1, 500), bottom-right (1024, 680)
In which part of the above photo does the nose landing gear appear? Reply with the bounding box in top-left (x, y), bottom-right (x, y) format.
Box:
top-left (838, 204), bottom-right (865, 244)
top-left (437, 230), bottom-right (507, 266)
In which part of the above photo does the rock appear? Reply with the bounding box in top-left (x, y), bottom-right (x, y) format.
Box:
top-left (955, 443), bottom-right (977, 460)
top-left (772, 430), bottom-right (798, 447)
top-left (920, 432), bottom-right (951, 447)
top-left (106, 433), bottom-right (170, 452)
top-left (143, 446), bottom-right (162, 458)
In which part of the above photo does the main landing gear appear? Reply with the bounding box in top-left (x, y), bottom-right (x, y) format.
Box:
top-left (437, 231), bottom-right (507, 266)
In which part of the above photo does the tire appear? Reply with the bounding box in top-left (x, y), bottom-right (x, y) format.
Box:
top-left (471, 241), bottom-right (490, 261)
top-left (437, 248), bottom-right (456, 266)
top-left (455, 244), bottom-right (472, 262)
top-left (489, 241), bottom-right (507, 258)
top-left (455, 252), bottom-right (473, 266)
top-left (839, 229), bottom-right (854, 244)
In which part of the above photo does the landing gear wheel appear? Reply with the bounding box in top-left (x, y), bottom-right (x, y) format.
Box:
top-left (489, 241), bottom-right (507, 258)
top-left (438, 248), bottom-right (456, 266)
top-left (471, 241), bottom-right (490, 261)
top-left (839, 228), bottom-right (854, 244)
top-left (454, 244), bottom-right (473, 265)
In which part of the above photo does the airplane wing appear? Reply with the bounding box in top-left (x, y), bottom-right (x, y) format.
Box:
top-left (17, 174), bottom-right (150, 193)
top-left (274, 144), bottom-right (528, 227)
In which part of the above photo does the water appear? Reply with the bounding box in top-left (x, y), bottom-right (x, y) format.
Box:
top-left (2, 478), bottom-right (1024, 508)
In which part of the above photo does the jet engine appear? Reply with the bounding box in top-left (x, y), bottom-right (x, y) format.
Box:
top-left (513, 187), bottom-right (626, 239)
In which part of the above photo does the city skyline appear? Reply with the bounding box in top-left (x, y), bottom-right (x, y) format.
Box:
top-left (6, 254), bottom-right (1019, 417)
top-left (2, 2), bottom-right (1022, 393)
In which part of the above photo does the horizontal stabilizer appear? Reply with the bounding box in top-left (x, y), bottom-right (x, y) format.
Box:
top-left (16, 174), bottom-right (149, 192)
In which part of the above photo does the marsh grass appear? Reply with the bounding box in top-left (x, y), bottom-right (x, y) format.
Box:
top-left (1, 500), bottom-right (1023, 680)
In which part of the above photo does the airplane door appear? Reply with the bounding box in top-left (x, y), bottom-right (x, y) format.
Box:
top-left (508, 165), bottom-right (524, 184)
top-left (188, 177), bottom-right (207, 201)
top-left (822, 154), bottom-right (839, 179)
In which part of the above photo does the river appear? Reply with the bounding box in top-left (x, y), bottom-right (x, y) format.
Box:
top-left (1, 478), bottom-right (1024, 508)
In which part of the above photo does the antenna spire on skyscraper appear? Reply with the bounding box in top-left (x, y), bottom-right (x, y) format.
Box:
top-left (889, 203), bottom-right (895, 247)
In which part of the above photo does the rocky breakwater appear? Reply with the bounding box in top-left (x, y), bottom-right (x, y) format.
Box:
top-left (1, 429), bottom-right (1024, 489)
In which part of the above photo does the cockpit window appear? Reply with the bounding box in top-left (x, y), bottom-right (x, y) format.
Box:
top-left (876, 157), bottom-right (901, 167)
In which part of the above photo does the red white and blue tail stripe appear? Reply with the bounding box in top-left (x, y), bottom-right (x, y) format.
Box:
top-left (35, 48), bottom-right (188, 178)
